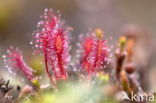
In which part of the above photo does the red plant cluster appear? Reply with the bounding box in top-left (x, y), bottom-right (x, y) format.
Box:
top-left (32, 9), bottom-right (71, 80)
top-left (3, 9), bottom-right (110, 85)
top-left (3, 47), bottom-right (34, 82)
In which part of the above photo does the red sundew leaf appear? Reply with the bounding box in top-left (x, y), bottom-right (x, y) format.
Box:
top-left (90, 39), bottom-right (108, 71)
top-left (32, 9), bottom-right (71, 82)
top-left (3, 47), bottom-right (35, 82)
top-left (78, 30), bottom-right (110, 76)
top-left (78, 34), bottom-right (95, 73)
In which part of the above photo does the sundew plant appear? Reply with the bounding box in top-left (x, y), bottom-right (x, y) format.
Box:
top-left (0, 9), bottom-right (155, 103)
